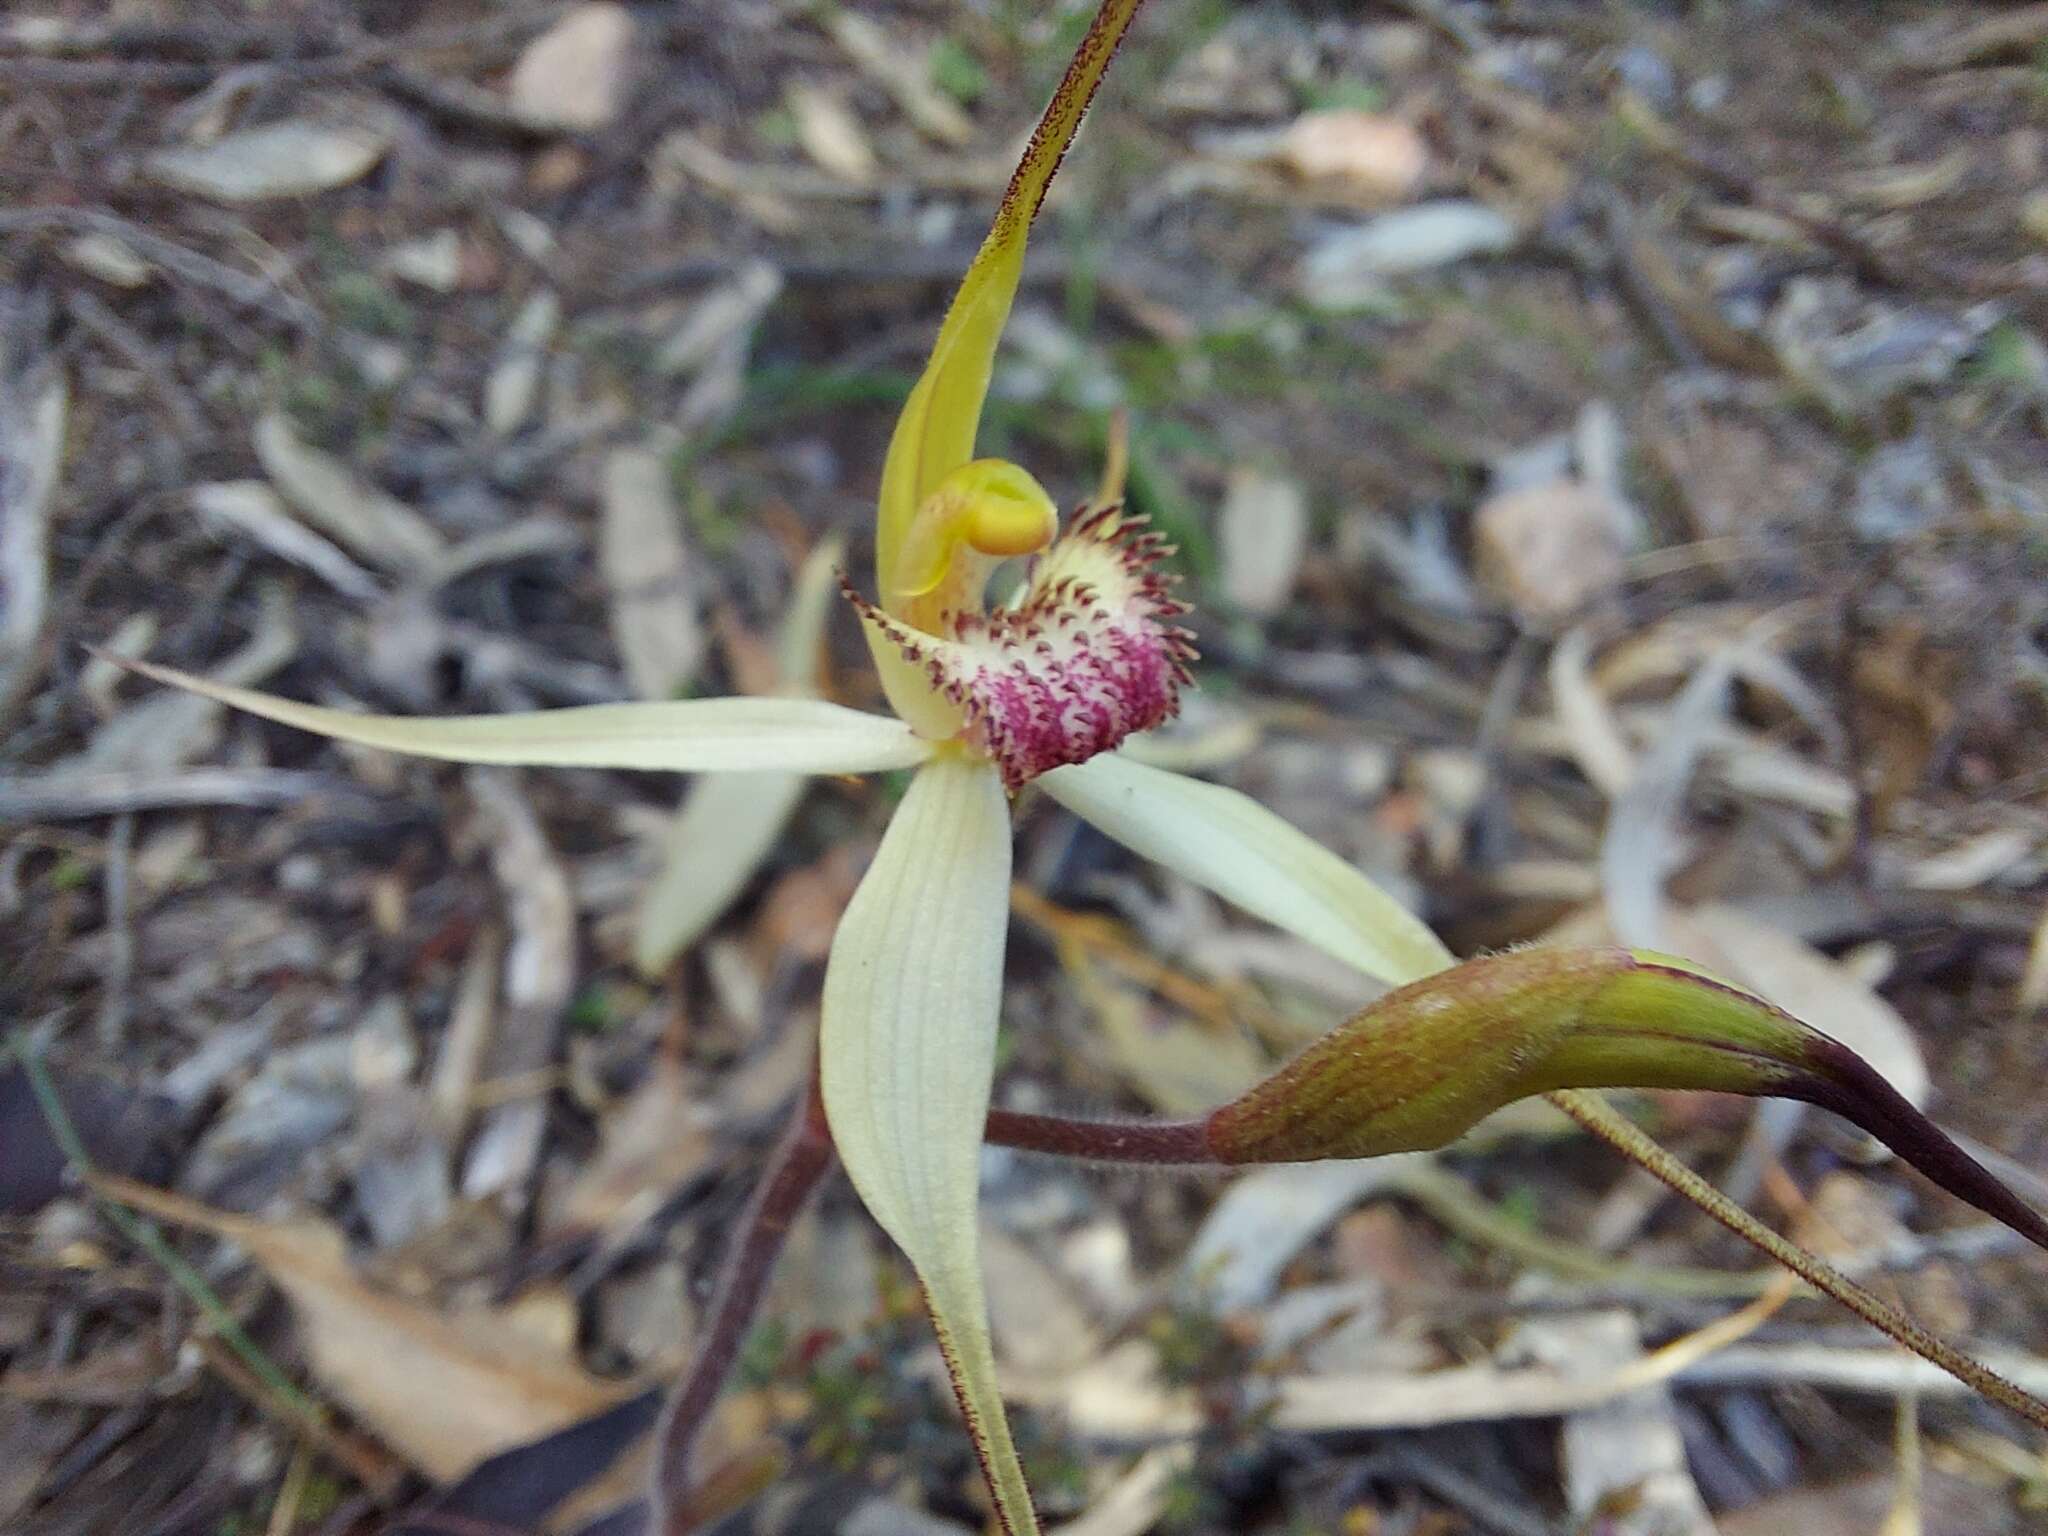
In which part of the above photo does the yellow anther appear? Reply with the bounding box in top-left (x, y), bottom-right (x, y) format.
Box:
top-left (891, 459), bottom-right (1058, 609)
top-left (955, 459), bottom-right (1059, 555)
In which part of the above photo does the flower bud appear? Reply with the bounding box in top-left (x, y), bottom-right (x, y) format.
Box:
top-left (1199, 946), bottom-right (2048, 1254)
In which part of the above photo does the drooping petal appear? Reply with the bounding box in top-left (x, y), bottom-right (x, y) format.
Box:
top-left (1040, 751), bottom-right (1453, 987)
top-left (818, 756), bottom-right (1036, 1532)
top-left (112, 657), bottom-right (932, 774)
top-left (874, 0), bottom-right (1146, 600)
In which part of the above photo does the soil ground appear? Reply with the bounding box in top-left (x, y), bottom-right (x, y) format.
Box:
top-left (4, 3), bottom-right (2048, 1534)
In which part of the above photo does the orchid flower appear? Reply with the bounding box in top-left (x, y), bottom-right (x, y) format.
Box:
top-left (112, 4), bottom-right (2048, 1530)
top-left (114, 3), bottom-right (1446, 1527)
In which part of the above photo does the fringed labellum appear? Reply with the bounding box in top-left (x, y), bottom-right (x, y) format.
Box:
top-left (852, 500), bottom-right (1196, 791)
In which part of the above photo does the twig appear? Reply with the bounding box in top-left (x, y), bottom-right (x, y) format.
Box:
top-left (1358, 1444), bottom-right (1559, 1536)
top-left (0, 57), bottom-right (221, 85)
top-left (94, 811), bottom-right (134, 1048)
top-left (265, 1441), bottom-right (315, 1536)
top-left (1547, 1088), bottom-right (2048, 1432)
top-left (1386, 1160), bottom-right (1791, 1300)
top-left (649, 1073), bottom-right (835, 1536)
top-left (985, 1107), bottom-right (2030, 1307)
top-left (198, 1335), bottom-right (400, 1499)
top-left (0, 208), bottom-right (319, 329)
top-left (1676, 1343), bottom-right (2048, 1400)
top-left (64, 287), bottom-right (209, 445)
top-left (13, 1035), bottom-right (319, 1420)
top-left (0, 8), bottom-right (552, 68)
top-left (0, 766), bottom-right (359, 823)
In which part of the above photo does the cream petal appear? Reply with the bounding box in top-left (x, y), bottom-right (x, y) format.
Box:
top-left (1040, 751), bottom-right (1454, 987)
top-left (113, 657), bottom-right (932, 775)
top-left (818, 756), bottom-right (1035, 1529)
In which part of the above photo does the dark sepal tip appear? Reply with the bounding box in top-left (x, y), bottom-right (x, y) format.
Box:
top-left (1796, 1034), bottom-right (2048, 1256)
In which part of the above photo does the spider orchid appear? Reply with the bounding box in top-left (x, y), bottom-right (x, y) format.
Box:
top-left (114, 3), bottom-right (1444, 1525)
top-left (112, 3), bottom-right (2048, 1530)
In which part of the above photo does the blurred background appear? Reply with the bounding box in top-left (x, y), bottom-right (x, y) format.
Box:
top-left (4, 2), bottom-right (2048, 1533)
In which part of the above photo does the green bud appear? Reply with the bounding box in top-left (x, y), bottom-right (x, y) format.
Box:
top-left (1196, 947), bottom-right (2048, 1256)
top-left (1205, 948), bottom-right (1809, 1163)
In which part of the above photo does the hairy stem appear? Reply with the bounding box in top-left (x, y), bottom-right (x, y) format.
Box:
top-left (1547, 1088), bottom-right (2048, 1433)
top-left (649, 1073), bottom-right (835, 1536)
top-left (983, 1106), bottom-right (1208, 1164)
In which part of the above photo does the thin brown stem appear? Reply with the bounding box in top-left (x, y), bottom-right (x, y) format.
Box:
top-left (1547, 1089), bottom-right (2048, 1434)
top-left (983, 1106), bottom-right (1209, 1164)
top-left (648, 1071), bottom-right (835, 1536)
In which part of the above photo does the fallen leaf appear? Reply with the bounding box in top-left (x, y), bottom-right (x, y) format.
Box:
top-left (145, 118), bottom-right (391, 203)
top-left (462, 770), bottom-right (577, 1208)
top-left (61, 232), bottom-right (151, 287)
top-left (1044, 1446), bottom-right (1193, 1536)
top-left (430, 926), bottom-right (502, 1139)
top-left (382, 229), bottom-right (465, 292)
top-left (654, 260), bottom-right (784, 380)
top-left (1473, 478), bottom-right (1629, 625)
top-left (1217, 467), bottom-right (1309, 616)
top-left (1543, 1311), bottom-right (1715, 1536)
top-left (509, 3), bottom-right (638, 132)
top-left (191, 480), bottom-right (383, 601)
top-left (1598, 651), bottom-right (1736, 952)
top-left (1180, 1158), bottom-right (1426, 1311)
top-left (829, 12), bottom-right (973, 146)
top-left (787, 81), bottom-right (877, 183)
top-left (94, 1175), bottom-right (634, 1482)
top-left (1279, 110), bottom-right (1427, 201)
top-left (0, 300), bottom-right (65, 707)
top-left (1900, 827), bottom-right (2034, 892)
top-left (981, 1223), bottom-right (1103, 1375)
top-left (1299, 199), bottom-right (1516, 306)
top-left (1902, 3), bottom-right (2048, 71)
top-left (1838, 149), bottom-right (1971, 210)
top-left (1548, 623), bottom-right (1635, 797)
top-left (634, 771), bottom-right (803, 977)
top-left (255, 411), bottom-right (447, 571)
top-left (485, 290), bottom-right (562, 437)
top-left (599, 446), bottom-right (702, 701)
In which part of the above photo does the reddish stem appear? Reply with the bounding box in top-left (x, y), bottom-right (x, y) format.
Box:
top-left (982, 1107), bottom-right (1212, 1164)
top-left (648, 1071), bottom-right (835, 1536)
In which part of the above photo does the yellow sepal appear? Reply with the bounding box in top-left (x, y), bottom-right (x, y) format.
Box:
top-left (874, 0), bottom-right (1146, 618)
